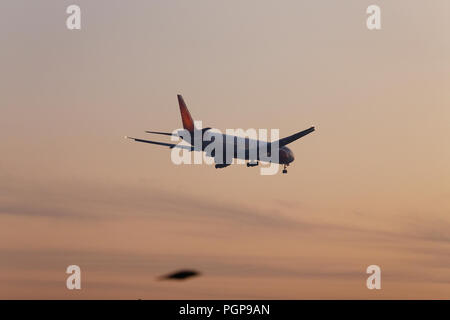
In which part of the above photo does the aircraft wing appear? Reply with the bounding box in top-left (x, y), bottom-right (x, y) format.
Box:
top-left (125, 136), bottom-right (194, 151)
top-left (274, 126), bottom-right (315, 147)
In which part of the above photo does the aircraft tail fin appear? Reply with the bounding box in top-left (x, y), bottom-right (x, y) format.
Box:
top-left (177, 95), bottom-right (195, 131)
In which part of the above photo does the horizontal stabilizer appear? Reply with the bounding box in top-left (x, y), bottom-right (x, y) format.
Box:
top-left (145, 131), bottom-right (177, 136)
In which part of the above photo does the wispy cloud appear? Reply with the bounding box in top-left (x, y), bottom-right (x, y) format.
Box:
top-left (0, 177), bottom-right (298, 228)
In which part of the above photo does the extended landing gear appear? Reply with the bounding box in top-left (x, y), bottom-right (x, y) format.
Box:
top-left (246, 161), bottom-right (259, 167)
top-left (282, 164), bottom-right (288, 174)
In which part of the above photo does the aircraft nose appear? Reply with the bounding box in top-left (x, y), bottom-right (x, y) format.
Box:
top-left (288, 149), bottom-right (295, 163)
top-left (279, 147), bottom-right (295, 164)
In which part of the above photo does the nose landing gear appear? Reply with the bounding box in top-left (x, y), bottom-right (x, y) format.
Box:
top-left (282, 164), bottom-right (288, 174)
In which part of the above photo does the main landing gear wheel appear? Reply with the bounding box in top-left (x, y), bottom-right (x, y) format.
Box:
top-left (246, 161), bottom-right (259, 167)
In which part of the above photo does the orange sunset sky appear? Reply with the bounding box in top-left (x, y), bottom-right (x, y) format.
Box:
top-left (0, 0), bottom-right (449, 299)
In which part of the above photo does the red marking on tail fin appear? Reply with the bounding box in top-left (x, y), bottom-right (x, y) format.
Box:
top-left (177, 95), bottom-right (195, 131)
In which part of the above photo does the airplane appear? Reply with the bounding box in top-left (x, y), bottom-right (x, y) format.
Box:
top-left (126, 95), bottom-right (315, 174)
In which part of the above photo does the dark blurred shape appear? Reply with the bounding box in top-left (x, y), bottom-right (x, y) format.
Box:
top-left (158, 269), bottom-right (200, 281)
